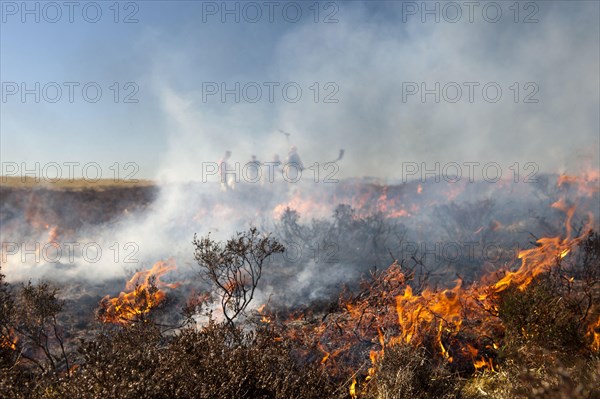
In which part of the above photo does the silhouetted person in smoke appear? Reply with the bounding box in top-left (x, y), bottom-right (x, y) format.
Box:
top-left (246, 155), bottom-right (261, 184)
top-left (219, 150), bottom-right (233, 191)
top-left (263, 154), bottom-right (284, 184)
top-left (286, 145), bottom-right (304, 172)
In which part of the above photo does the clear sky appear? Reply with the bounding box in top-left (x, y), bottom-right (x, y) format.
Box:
top-left (1, 1), bottom-right (599, 180)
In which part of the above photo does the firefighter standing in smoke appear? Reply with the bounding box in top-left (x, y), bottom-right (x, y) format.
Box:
top-left (219, 150), bottom-right (233, 191)
top-left (285, 145), bottom-right (304, 180)
top-left (286, 145), bottom-right (304, 171)
top-left (278, 129), bottom-right (344, 181)
top-left (247, 155), bottom-right (262, 185)
top-left (279, 129), bottom-right (304, 180)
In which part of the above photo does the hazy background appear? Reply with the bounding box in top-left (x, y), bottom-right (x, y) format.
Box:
top-left (1, 1), bottom-right (599, 181)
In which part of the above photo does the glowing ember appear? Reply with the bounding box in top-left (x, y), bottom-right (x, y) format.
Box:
top-left (1, 329), bottom-right (18, 351)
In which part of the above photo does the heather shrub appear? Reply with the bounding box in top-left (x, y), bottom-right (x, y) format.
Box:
top-left (37, 321), bottom-right (338, 399)
top-left (363, 345), bottom-right (458, 399)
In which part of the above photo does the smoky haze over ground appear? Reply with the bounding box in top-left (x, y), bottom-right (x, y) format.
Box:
top-left (2, 175), bottom-right (598, 318)
top-left (1, 1), bottom-right (599, 316)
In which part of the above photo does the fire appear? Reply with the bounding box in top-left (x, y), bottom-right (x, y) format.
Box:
top-left (489, 236), bottom-right (573, 294)
top-left (472, 201), bottom-right (582, 298)
top-left (587, 316), bottom-right (600, 352)
top-left (40, 224), bottom-right (60, 243)
top-left (272, 183), bottom-right (420, 221)
top-left (1, 329), bottom-right (18, 351)
top-left (273, 222), bottom-right (590, 380)
top-left (557, 171), bottom-right (600, 197)
top-left (350, 189), bottom-right (590, 379)
top-left (349, 379), bottom-right (357, 399)
top-left (353, 185), bottom-right (415, 218)
top-left (257, 304), bottom-right (271, 324)
top-left (395, 281), bottom-right (463, 353)
top-left (99, 259), bottom-right (180, 324)
top-left (238, 173), bottom-right (598, 389)
top-left (273, 191), bottom-right (332, 219)
top-left (391, 194), bottom-right (591, 372)
top-left (473, 356), bottom-right (494, 371)
top-left (319, 343), bottom-right (331, 364)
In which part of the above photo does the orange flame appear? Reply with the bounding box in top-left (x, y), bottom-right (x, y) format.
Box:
top-left (557, 171), bottom-right (600, 197)
top-left (272, 184), bottom-right (420, 220)
top-left (99, 259), bottom-right (180, 324)
top-left (389, 198), bottom-right (588, 371)
top-left (268, 174), bottom-right (596, 381)
top-left (1, 329), bottom-right (18, 351)
top-left (587, 316), bottom-right (600, 352)
top-left (395, 281), bottom-right (463, 353)
top-left (349, 379), bottom-right (357, 399)
top-left (257, 304), bottom-right (272, 324)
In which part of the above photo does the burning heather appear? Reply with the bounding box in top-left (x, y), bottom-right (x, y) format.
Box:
top-left (2, 1), bottom-right (599, 398)
top-left (0, 171), bottom-right (598, 398)
top-left (98, 259), bottom-right (180, 325)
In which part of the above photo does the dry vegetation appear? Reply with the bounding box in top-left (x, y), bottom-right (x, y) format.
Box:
top-left (1, 225), bottom-right (598, 399)
top-left (0, 176), bottom-right (155, 190)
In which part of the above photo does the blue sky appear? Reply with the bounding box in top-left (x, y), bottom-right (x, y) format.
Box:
top-left (1, 1), bottom-right (599, 180)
